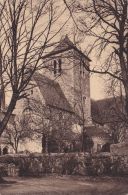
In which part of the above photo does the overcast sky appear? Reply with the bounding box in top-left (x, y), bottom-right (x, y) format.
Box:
top-left (90, 73), bottom-right (106, 100)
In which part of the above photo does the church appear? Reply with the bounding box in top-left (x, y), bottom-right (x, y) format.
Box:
top-left (18, 35), bottom-right (92, 125)
top-left (0, 36), bottom-right (110, 154)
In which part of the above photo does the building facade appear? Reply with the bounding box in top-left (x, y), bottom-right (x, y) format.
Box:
top-left (0, 36), bottom-right (93, 153)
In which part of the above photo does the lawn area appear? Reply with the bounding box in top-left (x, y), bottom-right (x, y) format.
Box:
top-left (0, 176), bottom-right (128, 195)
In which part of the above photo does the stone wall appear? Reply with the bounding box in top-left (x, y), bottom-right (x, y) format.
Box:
top-left (110, 143), bottom-right (128, 175)
top-left (110, 142), bottom-right (128, 156)
top-left (0, 153), bottom-right (89, 177)
top-left (110, 155), bottom-right (128, 175)
top-left (0, 152), bottom-right (128, 177)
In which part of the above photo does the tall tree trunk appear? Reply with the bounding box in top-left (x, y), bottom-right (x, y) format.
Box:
top-left (42, 133), bottom-right (46, 153)
top-left (0, 94), bottom-right (17, 136)
top-left (81, 125), bottom-right (84, 152)
top-left (122, 81), bottom-right (128, 117)
top-left (0, 95), bottom-right (18, 183)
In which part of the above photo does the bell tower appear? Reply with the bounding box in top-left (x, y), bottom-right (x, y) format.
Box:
top-left (42, 36), bottom-right (92, 125)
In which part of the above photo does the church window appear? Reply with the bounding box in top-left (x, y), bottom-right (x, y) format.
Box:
top-left (80, 60), bottom-right (82, 74)
top-left (58, 59), bottom-right (62, 74)
top-left (31, 89), bottom-right (33, 95)
top-left (83, 96), bottom-right (86, 104)
top-left (54, 60), bottom-right (57, 75)
top-left (83, 68), bottom-right (85, 77)
top-left (79, 58), bottom-right (87, 78)
top-left (80, 60), bottom-right (85, 77)
top-left (53, 59), bottom-right (62, 76)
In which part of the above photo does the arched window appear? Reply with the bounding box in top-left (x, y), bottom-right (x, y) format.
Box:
top-left (31, 89), bottom-right (33, 95)
top-left (82, 61), bottom-right (85, 77)
top-left (83, 67), bottom-right (85, 77)
top-left (83, 96), bottom-right (86, 104)
top-left (58, 59), bottom-right (62, 74)
top-left (54, 60), bottom-right (57, 75)
top-left (80, 60), bottom-right (82, 74)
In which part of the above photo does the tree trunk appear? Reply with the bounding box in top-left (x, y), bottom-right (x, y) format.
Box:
top-left (42, 133), bottom-right (46, 153)
top-left (0, 95), bottom-right (17, 137)
top-left (121, 79), bottom-right (128, 119)
top-left (124, 85), bottom-right (128, 116)
top-left (14, 146), bottom-right (18, 154)
top-left (81, 125), bottom-right (84, 152)
top-left (0, 95), bottom-right (17, 183)
top-left (15, 139), bottom-right (19, 154)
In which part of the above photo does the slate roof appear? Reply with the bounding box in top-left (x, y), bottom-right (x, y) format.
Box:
top-left (86, 125), bottom-right (111, 140)
top-left (33, 72), bottom-right (73, 113)
top-left (91, 96), bottom-right (125, 125)
top-left (42, 36), bottom-right (91, 62)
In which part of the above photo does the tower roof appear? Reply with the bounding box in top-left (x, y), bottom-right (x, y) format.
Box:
top-left (42, 36), bottom-right (91, 62)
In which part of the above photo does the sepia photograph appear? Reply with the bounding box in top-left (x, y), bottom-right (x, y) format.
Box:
top-left (0, 0), bottom-right (127, 194)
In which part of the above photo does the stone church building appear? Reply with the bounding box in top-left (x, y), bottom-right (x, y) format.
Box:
top-left (0, 36), bottom-right (110, 154)
top-left (21, 35), bottom-right (92, 125)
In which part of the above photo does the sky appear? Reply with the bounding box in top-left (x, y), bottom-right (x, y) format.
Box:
top-left (90, 74), bottom-right (105, 100)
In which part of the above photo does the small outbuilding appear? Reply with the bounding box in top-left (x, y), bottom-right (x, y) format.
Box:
top-left (86, 125), bottom-right (112, 153)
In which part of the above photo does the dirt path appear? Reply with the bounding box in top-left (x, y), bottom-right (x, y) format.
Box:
top-left (0, 176), bottom-right (128, 195)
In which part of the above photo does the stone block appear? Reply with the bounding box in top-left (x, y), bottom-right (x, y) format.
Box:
top-left (110, 142), bottom-right (128, 155)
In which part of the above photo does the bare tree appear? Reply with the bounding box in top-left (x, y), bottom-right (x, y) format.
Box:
top-left (50, 109), bottom-right (75, 152)
top-left (24, 98), bottom-right (76, 153)
top-left (64, 0), bottom-right (128, 118)
top-left (109, 121), bottom-right (128, 144)
top-left (0, 0), bottom-right (70, 136)
top-left (24, 99), bottom-right (52, 153)
top-left (4, 116), bottom-right (32, 153)
top-left (92, 97), bottom-right (128, 143)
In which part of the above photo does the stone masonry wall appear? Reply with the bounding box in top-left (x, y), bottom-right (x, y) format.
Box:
top-left (0, 153), bottom-right (89, 177)
top-left (1, 152), bottom-right (128, 177)
top-left (73, 50), bottom-right (92, 124)
top-left (44, 50), bottom-right (75, 110)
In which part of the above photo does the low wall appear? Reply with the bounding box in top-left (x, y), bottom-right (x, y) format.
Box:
top-left (110, 142), bottom-right (128, 155)
top-left (0, 153), bottom-right (89, 177)
top-left (0, 152), bottom-right (128, 177)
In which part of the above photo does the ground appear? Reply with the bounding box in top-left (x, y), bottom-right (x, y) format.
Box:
top-left (0, 176), bottom-right (128, 195)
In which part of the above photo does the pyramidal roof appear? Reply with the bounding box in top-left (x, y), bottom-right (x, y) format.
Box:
top-left (43, 36), bottom-right (91, 61)
top-left (53, 35), bottom-right (75, 52)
